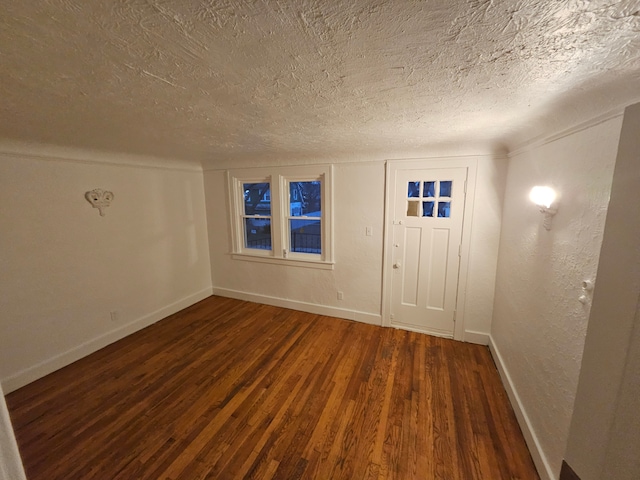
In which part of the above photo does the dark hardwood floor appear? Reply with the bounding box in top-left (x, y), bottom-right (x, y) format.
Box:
top-left (6, 296), bottom-right (539, 479)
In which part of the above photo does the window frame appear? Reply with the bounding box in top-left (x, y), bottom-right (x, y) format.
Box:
top-left (283, 176), bottom-right (323, 260)
top-left (235, 175), bottom-right (273, 258)
top-left (227, 165), bottom-right (334, 269)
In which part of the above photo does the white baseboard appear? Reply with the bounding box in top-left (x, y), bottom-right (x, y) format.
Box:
top-left (488, 336), bottom-right (554, 480)
top-left (463, 330), bottom-right (490, 345)
top-left (212, 287), bottom-right (382, 326)
top-left (1, 287), bottom-right (213, 393)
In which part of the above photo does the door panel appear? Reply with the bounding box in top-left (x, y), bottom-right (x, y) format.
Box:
top-left (401, 227), bottom-right (421, 306)
top-left (389, 167), bottom-right (467, 336)
top-left (427, 228), bottom-right (450, 310)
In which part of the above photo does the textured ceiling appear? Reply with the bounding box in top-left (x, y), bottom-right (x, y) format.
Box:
top-left (1, 0), bottom-right (639, 166)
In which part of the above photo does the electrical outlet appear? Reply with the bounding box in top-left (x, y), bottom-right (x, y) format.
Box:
top-left (337, 291), bottom-right (344, 300)
top-left (110, 310), bottom-right (119, 322)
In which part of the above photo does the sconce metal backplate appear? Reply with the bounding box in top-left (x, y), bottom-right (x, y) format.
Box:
top-left (85, 189), bottom-right (114, 216)
top-left (539, 205), bottom-right (558, 230)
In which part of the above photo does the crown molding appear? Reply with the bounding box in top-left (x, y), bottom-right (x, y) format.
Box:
top-left (0, 140), bottom-right (203, 173)
top-left (508, 109), bottom-right (625, 158)
top-left (202, 144), bottom-right (507, 171)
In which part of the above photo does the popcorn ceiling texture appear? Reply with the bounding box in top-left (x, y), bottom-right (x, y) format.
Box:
top-left (0, 0), bottom-right (639, 165)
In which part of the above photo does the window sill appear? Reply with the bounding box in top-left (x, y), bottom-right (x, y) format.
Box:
top-left (230, 253), bottom-right (335, 270)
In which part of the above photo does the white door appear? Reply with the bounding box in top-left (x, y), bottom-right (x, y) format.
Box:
top-left (388, 166), bottom-right (468, 336)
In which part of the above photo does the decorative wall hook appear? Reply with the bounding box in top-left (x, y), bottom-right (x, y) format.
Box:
top-left (85, 189), bottom-right (114, 216)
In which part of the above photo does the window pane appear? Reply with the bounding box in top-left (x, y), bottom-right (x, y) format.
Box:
top-left (244, 218), bottom-right (271, 250)
top-left (440, 181), bottom-right (452, 197)
top-left (422, 201), bottom-right (434, 217)
top-left (437, 202), bottom-right (451, 218)
top-left (243, 183), bottom-right (270, 215)
top-left (423, 181), bottom-right (436, 197)
top-left (407, 181), bottom-right (420, 198)
top-left (290, 219), bottom-right (321, 253)
top-left (290, 181), bottom-right (321, 216)
top-left (407, 201), bottom-right (419, 217)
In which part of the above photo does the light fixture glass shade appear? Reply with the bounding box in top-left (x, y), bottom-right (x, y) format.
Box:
top-left (529, 186), bottom-right (556, 208)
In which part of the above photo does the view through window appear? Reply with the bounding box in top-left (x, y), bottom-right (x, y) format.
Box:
top-left (228, 166), bottom-right (333, 268)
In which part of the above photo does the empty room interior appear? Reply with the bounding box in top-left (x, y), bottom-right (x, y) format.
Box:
top-left (1, 1), bottom-right (639, 480)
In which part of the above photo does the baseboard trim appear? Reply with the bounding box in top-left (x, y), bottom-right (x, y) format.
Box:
top-left (212, 287), bottom-right (382, 326)
top-left (488, 335), bottom-right (554, 480)
top-left (1, 287), bottom-right (213, 393)
top-left (463, 330), bottom-right (490, 345)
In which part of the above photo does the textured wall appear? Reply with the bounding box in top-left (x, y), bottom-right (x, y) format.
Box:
top-left (491, 115), bottom-right (623, 478)
top-left (564, 103), bottom-right (640, 480)
top-left (0, 148), bottom-right (212, 390)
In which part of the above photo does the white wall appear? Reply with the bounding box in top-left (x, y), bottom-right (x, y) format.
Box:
top-left (205, 162), bottom-right (385, 324)
top-left (0, 384), bottom-right (26, 480)
top-left (490, 114), bottom-right (623, 479)
top-left (0, 148), bottom-right (213, 392)
top-left (564, 102), bottom-right (640, 480)
top-left (205, 156), bottom-right (506, 341)
top-left (463, 155), bottom-right (507, 341)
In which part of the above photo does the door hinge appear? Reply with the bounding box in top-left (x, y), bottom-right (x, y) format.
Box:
top-left (464, 179), bottom-right (468, 193)
top-left (453, 310), bottom-right (457, 322)
top-left (458, 244), bottom-right (462, 257)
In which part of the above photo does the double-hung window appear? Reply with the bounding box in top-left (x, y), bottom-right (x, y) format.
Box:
top-left (227, 165), bottom-right (333, 269)
top-left (241, 181), bottom-right (272, 251)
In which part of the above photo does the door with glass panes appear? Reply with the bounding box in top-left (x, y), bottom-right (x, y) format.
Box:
top-left (389, 167), bottom-right (468, 336)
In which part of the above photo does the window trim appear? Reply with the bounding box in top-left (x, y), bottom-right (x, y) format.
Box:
top-left (229, 174), bottom-right (274, 258)
top-left (227, 165), bottom-right (334, 269)
top-left (282, 176), bottom-right (323, 261)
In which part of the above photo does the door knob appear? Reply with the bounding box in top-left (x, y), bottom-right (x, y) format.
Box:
top-left (393, 262), bottom-right (401, 269)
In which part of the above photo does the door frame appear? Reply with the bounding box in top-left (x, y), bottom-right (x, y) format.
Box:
top-left (382, 157), bottom-right (478, 341)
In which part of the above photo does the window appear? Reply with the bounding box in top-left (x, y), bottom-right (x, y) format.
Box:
top-left (243, 182), bottom-right (271, 250)
top-left (288, 181), bottom-right (321, 254)
top-left (405, 179), bottom-right (453, 218)
top-left (227, 165), bottom-right (333, 269)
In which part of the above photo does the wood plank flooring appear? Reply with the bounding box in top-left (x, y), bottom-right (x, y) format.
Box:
top-left (6, 296), bottom-right (539, 479)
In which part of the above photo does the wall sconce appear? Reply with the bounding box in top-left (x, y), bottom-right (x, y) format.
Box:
top-left (530, 186), bottom-right (558, 230)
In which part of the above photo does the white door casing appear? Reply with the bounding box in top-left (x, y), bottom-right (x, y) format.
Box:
top-left (382, 158), bottom-right (477, 340)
